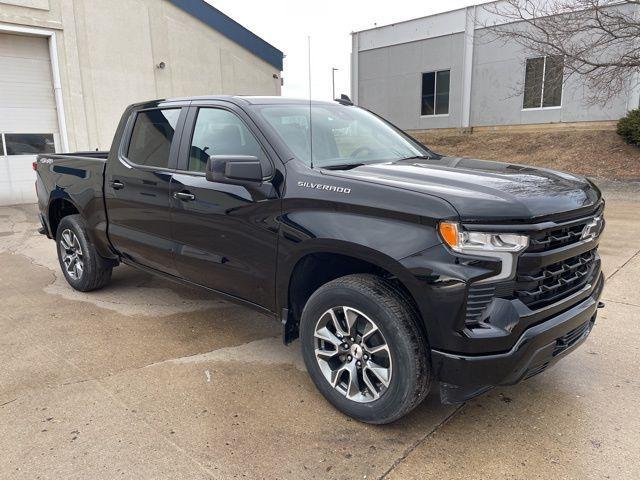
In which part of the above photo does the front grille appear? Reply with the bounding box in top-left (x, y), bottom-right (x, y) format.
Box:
top-left (527, 223), bottom-right (586, 252)
top-left (464, 206), bottom-right (603, 327)
top-left (526, 204), bottom-right (603, 254)
top-left (553, 320), bottom-right (592, 356)
top-left (514, 250), bottom-right (598, 309)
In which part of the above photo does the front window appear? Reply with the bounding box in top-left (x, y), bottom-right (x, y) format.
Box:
top-left (187, 108), bottom-right (265, 172)
top-left (523, 55), bottom-right (564, 109)
top-left (257, 104), bottom-right (433, 168)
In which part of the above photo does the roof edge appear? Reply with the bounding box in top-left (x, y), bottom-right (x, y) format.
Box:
top-left (352, 3), bottom-right (482, 35)
top-left (167, 0), bottom-right (283, 70)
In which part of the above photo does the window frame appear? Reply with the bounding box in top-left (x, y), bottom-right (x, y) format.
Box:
top-left (119, 107), bottom-right (186, 173)
top-left (176, 104), bottom-right (275, 179)
top-left (522, 55), bottom-right (564, 111)
top-left (0, 133), bottom-right (6, 156)
top-left (420, 69), bottom-right (451, 117)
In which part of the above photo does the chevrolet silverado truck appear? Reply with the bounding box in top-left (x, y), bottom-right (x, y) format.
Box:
top-left (35, 96), bottom-right (605, 424)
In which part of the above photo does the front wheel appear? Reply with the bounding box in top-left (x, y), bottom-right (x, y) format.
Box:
top-left (56, 215), bottom-right (112, 292)
top-left (300, 274), bottom-right (431, 424)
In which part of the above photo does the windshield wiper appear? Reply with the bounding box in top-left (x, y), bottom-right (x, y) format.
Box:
top-left (398, 155), bottom-right (433, 161)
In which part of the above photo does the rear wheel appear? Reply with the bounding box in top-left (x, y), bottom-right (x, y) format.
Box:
top-left (300, 274), bottom-right (430, 424)
top-left (56, 215), bottom-right (112, 292)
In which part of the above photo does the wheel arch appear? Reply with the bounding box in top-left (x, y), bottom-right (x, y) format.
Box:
top-left (48, 193), bottom-right (81, 238)
top-left (47, 191), bottom-right (117, 263)
top-left (279, 241), bottom-right (430, 345)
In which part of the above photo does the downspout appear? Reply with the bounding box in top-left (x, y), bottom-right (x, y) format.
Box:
top-left (351, 32), bottom-right (359, 104)
top-left (461, 5), bottom-right (476, 130)
top-left (48, 32), bottom-right (69, 152)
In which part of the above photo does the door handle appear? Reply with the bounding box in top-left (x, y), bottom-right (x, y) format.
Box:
top-left (110, 180), bottom-right (124, 190)
top-left (173, 191), bottom-right (196, 201)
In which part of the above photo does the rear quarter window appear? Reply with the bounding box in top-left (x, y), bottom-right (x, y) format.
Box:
top-left (126, 109), bottom-right (180, 168)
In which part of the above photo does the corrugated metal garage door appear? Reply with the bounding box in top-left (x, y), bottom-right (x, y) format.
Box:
top-left (0, 32), bottom-right (59, 206)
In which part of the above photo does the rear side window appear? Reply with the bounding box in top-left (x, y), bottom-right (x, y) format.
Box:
top-left (127, 109), bottom-right (181, 168)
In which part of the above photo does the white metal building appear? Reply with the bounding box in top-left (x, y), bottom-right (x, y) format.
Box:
top-left (0, 0), bottom-right (283, 206)
top-left (351, 2), bottom-right (639, 134)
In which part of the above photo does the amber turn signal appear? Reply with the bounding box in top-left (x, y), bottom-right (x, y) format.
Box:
top-left (438, 221), bottom-right (459, 249)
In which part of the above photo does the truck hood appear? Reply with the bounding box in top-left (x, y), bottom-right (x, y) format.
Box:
top-left (326, 156), bottom-right (600, 222)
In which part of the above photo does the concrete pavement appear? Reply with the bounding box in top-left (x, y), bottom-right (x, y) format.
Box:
top-left (0, 195), bottom-right (638, 479)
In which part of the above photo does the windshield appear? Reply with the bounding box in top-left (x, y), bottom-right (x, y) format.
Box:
top-left (256, 104), bottom-right (434, 168)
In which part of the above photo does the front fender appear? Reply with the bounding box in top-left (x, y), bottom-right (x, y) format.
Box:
top-left (279, 237), bottom-right (420, 284)
top-left (276, 206), bottom-right (502, 350)
top-left (276, 205), bottom-right (446, 336)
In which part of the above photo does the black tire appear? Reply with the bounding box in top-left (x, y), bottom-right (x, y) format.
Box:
top-left (55, 215), bottom-right (112, 292)
top-left (300, 274), bottom-right (430, 424)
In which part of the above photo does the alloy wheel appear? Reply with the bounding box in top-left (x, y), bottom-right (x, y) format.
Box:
top-left (59, 229), bottom-right (84, 280)
top-left (313, 306), bottom-right (392, 403)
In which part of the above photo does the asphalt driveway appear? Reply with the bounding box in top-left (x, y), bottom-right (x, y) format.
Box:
top-left (1, 192), bottom-right (638, 479)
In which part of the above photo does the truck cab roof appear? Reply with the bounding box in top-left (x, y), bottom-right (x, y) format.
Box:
top-left (128, 95), bottom-right (341, 110)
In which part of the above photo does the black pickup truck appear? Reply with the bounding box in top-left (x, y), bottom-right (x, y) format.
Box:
top-left (35, 96), bottom-right (605, 424)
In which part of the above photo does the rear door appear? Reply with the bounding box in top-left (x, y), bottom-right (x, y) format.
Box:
top-left (105, 105), bottom-right (187, 274)
top-left (169, 102), bottom-right (281, 309)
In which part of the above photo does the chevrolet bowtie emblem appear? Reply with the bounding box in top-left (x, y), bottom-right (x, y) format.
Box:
top-left (581, 216), bottom-right (604, 241)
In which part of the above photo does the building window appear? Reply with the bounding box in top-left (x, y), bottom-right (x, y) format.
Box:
top-left (127, 109), bottom-right (181, 168)
top-left (421, 70), bottom-right (450, 116)
top-left (523, 55), bottom-right (564, 109)
top-left (2, 134), bottom-right (55, 155)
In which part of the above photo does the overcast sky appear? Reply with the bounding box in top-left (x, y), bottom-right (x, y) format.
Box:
top-left (206, 0), bottom-right (487, 100)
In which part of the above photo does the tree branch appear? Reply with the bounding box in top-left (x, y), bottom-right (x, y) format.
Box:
top-left (480, 0), bottom-right (640, 105)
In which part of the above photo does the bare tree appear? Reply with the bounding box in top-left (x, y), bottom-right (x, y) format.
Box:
top-left (481, 0), bottom-right (640, 105)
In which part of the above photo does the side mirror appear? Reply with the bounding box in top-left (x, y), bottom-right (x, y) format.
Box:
top-left (206, 155), bottom-right (263, 184)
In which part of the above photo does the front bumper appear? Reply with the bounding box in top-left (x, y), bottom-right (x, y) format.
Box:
top-left (432, 272), bottom-right (604, 403)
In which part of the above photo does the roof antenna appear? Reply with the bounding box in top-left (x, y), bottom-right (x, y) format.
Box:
top-left (308, 35), bottom-right (313, 169)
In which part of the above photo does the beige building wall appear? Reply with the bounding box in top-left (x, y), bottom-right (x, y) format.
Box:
top-left (0, 0), bottom-right (282, 151)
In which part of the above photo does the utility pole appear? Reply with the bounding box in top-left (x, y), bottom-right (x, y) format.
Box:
top-left (331, 67), bottom-right (339, 100)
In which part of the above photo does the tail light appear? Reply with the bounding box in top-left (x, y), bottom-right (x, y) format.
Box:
top-left (32, 161), bottom-right (38, 171)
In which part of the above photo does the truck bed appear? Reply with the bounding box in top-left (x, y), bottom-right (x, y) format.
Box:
top-left (37, 151), bottom-right (108, 182)
top-left (35, 150), bottom-right (111, 256)
top-left (38, 151), bottom-right (109, 162)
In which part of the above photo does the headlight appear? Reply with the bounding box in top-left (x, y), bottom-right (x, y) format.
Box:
top-left (439, 222), bottom-right (529, 253)
top-left (439, 221), bottom-right (528, 284)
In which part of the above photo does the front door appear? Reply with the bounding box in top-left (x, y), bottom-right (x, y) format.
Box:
top-left (105, 107), bottom-right (186, 275)
top-left (170, 104), bottom-right (280, 310)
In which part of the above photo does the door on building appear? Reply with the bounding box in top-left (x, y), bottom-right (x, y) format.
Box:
top-left (0, 32), bottom-right (59, 206)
